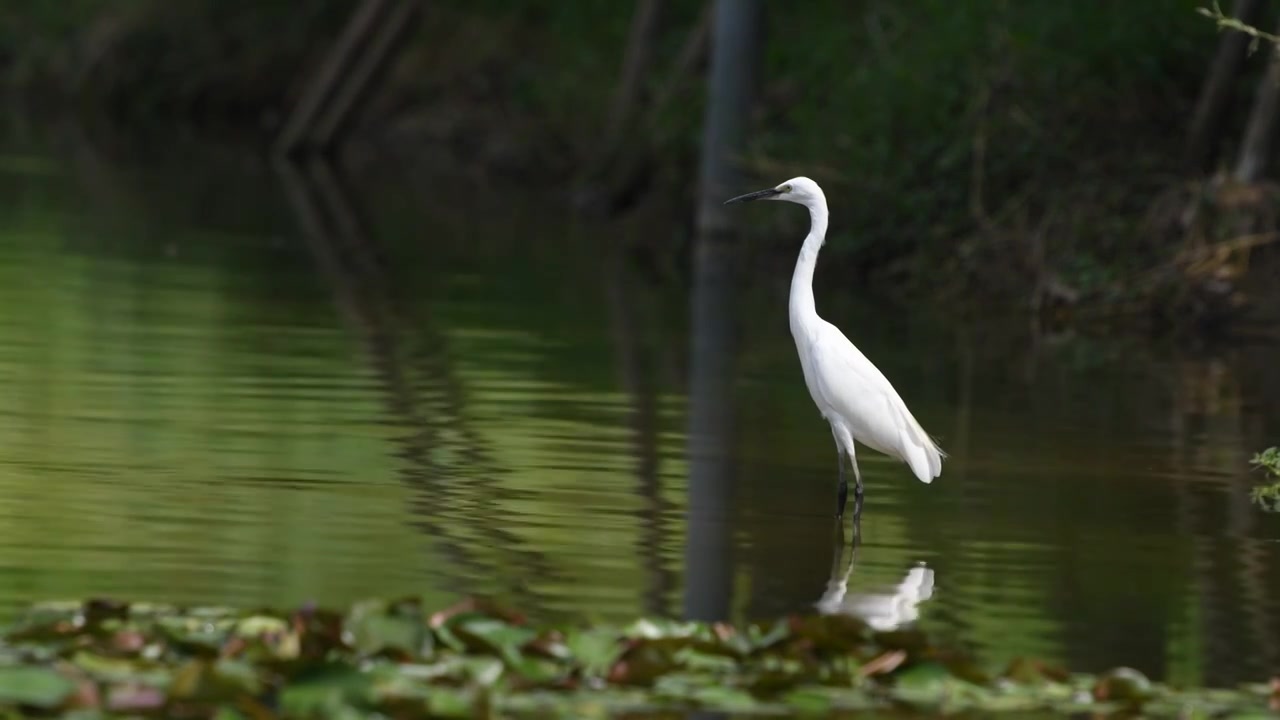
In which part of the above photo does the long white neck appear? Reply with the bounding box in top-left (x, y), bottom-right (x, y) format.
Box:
top-left (788, 198), bottom-right (829, 335)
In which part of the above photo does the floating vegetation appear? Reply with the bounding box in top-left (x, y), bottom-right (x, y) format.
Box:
top-left (1251, 446), bottom-right (1280, 513)
top-left (0, 596), bottom-right (1275, 718)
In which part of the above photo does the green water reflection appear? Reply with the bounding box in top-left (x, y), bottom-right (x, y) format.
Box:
top-left (0, 128), bottom-right (1277, 692)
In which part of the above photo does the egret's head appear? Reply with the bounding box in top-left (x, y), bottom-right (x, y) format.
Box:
top-left (724, 176), bottom-right (825, 209)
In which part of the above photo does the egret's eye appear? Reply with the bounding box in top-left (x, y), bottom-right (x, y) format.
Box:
top-left (781, 184), bottom-right (792, 193)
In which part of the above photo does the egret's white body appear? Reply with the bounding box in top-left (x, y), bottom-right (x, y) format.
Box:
top-left (726, 177), bottom-right (943, 517)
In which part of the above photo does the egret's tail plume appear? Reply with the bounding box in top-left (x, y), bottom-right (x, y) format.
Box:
top-left (901, 421), bottom-right (944, 485)
top-left (903, 441), bottom-right (942, 484)
top-left (896, 404), bottom-right (947, 481)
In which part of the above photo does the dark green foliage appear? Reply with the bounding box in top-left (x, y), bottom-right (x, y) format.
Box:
top-left (0, 1), bottom-right (354, 123)
top-left (0, 596), bottom-right (1275, 718)
top-left (1250, 446), bottom-right (1280, 512)
top-left (0, 2), bottom-right (1255, 292)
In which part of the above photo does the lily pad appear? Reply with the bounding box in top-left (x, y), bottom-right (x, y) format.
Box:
top-left (0, 664), bottom-right (77, 709)
top-left (344, 598), bottom-right (431, 660)
top-left (0, 596), bottom-right (1272, 719)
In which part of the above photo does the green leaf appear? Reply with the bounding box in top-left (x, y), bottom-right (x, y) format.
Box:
top-left (565, 622), bottom-right (619, 671)
top-left (211, 659), bottom-right (263, 696)
top-left (0, 665), bottom-right (76, 709)
top-left (345, 598), bottom-right (430, 660)
top-left (4, 601), bottom-right (83, 641)
top-left (674, 647), bottom-right (737, 673)
top-left (233, 615), bottom-right (289, 637)
top-left (450, 616), bottom-right (554, 682)
top-left (652, 672), bottom-right (765, 711)
top-left (279, 662), bottom-right (375, 715)
top-left (452, 616), bottom-right (535, 656)
top-left (689, 683), bottom-right (760, 710)
top-left (155, 615), bottom-right (234, 654)
top-left (746, 620), bottom-right (792, 652)
top-left (782, 686), bottom-right (835, 713)
top-left (890, 661), bottom-right (992, 710)
top-left (71, 651), bottom-right (171, 687)
top-left (423, 686), bottom-right (479, 717)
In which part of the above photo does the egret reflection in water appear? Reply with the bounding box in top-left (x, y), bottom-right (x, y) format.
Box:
top-left (817, 537), bottom-right (936, 632)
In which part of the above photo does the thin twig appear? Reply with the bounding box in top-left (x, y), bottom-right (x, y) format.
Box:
top-left (1198, 1), bottom-right (1280, 50)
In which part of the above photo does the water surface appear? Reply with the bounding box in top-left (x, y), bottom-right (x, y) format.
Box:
top-left (0, 128), bottom-right (1277, 690)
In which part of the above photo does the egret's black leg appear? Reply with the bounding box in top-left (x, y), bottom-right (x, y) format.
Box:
top-left (836, 450), bottom-right (848, 518)
top-left (851, 452), bottom-right (865, 522)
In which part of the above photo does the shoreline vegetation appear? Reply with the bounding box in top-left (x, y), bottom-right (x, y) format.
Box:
top-left (0, 596), bottom-right (1277, 718)
top-left (1252, 446), bottom-right (1280, 511)
top-left (5, 2), bottom-right (1280, 336)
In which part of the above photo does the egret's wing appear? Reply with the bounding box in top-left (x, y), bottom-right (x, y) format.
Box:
top-left (808, 322), bottom-right (943, 483)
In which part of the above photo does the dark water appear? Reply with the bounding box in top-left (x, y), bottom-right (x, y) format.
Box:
top-left (0, 126), bottom-right (1278, 691)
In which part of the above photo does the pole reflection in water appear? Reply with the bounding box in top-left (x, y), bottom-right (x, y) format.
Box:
top-left (683, 0), bottom-right (764, 626)
top-left (682, 231), bottom-right (739, 623)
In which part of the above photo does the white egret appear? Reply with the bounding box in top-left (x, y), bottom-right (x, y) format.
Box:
top-left (725, 177), bottom-right (944, 520)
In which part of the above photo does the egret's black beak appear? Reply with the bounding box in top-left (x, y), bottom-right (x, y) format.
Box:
top-left (724, 187), bottom-right (782, 204)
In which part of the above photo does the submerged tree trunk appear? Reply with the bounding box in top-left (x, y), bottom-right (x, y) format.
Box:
top-left (1185, 0), bottom-right (1266, 172)
top-left (1234, 15), bottom-right (1280, 183)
